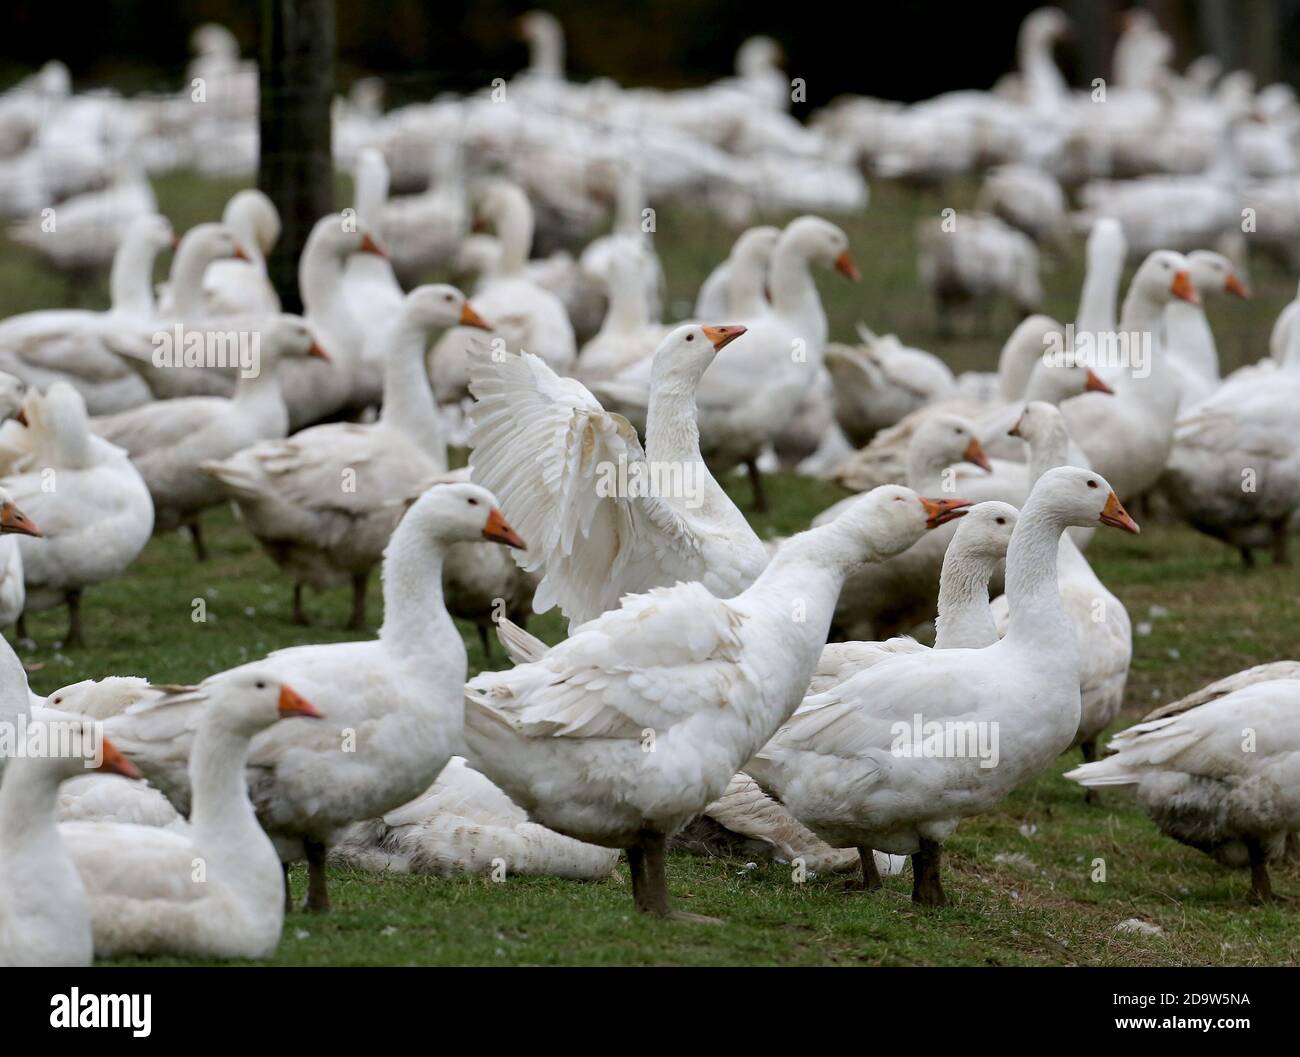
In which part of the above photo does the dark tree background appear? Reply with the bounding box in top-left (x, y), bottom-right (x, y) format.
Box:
top-left (4, 1), bottom-right (1299, 103)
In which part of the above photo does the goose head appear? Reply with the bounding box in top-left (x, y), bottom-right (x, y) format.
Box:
top-left (736, 36), bottom-right (783, 78)
top-left (732, 225), bottom-right (781, 269)
top-left (306, 214), bottom-right (385, 263)
top-left (829, 484), bottom-right (972, 564)
top-left (1024, 354), bottom-right (1111, 403)
top-left (403, 284), bottom-right (491, 333)
top-left (123, 213), bottom-right (175, 255)
top-left (1187, 249), bottom-right (1249, 300)
top-left (256, 315), bottom-right (331, 367)
top-left (1008, 399), bottom-right (1069, 445)
top-left (0, 486), bottom-right (40, 538)
top-left (910, 414), bottom-right (992, 480)
top-left (649, 323), bottom-right (746, 391)
top-left (201, 668), bottom-right (324, 739)
top-left (947, 501), bottom-right (1019, 562)
top-left (780, 216), bottom-right (858, 281)
top-left (1131, 250), bottom-right (1198, 307)
top-left (223, 189), bottom-right (281, 257)
top-left (178, 222), bottom-right (250, 267)
top-left (406, 482), bottom-right (525, 549)
top-left (516, 11), bottom-right (565, 77)
top-left (1028, 465), bottom-right (1139, 534)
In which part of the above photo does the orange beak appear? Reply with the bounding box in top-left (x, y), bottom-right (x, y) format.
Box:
top-left (308, 341), bottom-right (331, 362)
top-left (170, 235), bottom-right (180, 250)
top-left (1224, 273), bottom-right (1250, 299)
top-left (701, 324), bottom-right (747, 351)
top-left (14, 407), bottom-right (28, 427)
top-left (278, 683), bottom-right (324, 719)
top-left (232, 244), bottom-right (252, 262)
top-left (482, 507), bottom-right (526, 549)
top-left (1170, 270), bottom-right (1199, 304)
top-left (834, 249), bottom-right (860, 282)
top-left (1008, 412), bottom-right (1026, 438)
top-left (460, 301), bottom-right (492, 330)
top-left (98, 736), bottom-right (141, 780)
top-left (0, 500), bottom-right (40, 537)
top-left (1085, 369), bottom-right (1113, 395)
top-left (962, 438), bottom-right (992, 472)
top-left (359, 232), bottom-right (386, 257)
top-left (920, 496), bottom-right (972, 528)
top-left (1099, 491), bottom-right (1140, 535)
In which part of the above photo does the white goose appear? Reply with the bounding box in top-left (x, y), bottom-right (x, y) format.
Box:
top-left (103, 482), bottom-right (525, 913)
top-left (464, 484), bottom-right (970, 920)
top-left (598, 216), bottom-right (857, 510)
top-left (62, 671), bottom-right (323, 958)
top-left (575, 236), bottom-right (667, 383)
top-left (469, 323), bottom-right (768, 631)
top-left (4, 383), bottom-right (154, 647)
top-left (0, 727), bottom-right (138, 967)
top-left (197, 189), bottom-right (281, 317)
top-left (747, 467), bottom-right (1140, 904)
top-left (1163, 249), bottom-right (1250, 412)
top-left (330, 757), bottom-right (620, 882)
top-left (430, 181), bottom-right (576, 404)
top-left (703, 501), bottom-right (1019, 884)
top-left (91, 316), bottom-right (329, 560)
top-left (693, 225), bottom-right (779, 320)
top-left (1065, 676), bottom-right (1300, 902)
top-left (0, 387), bottom-right (31, 629)
top-left (1061, 250), bottom-right (1197, 502)
top-left (0, 213), bottom-right (173, 414)
top-left (201, 285), bottom-right (487, 627)
top-left (990, 403), bottom-right (1132, 795)
top-left (821, 414), bottom-right (993, 641)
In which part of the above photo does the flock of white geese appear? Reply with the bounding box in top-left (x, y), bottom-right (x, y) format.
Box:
top-left (2, 8), bottom-right (1300, 965)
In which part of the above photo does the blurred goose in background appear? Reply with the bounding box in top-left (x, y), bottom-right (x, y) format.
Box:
top-left (202, 285), bottom-right (486, 627)
top-left (1161, 279), bottom-right (1300, 566)
top-left (4, 383), bottom-right (153, 647)
top-left (574, 236), bottom-right (667, 383)
top-left (430, 181), bottom-right (575, 404)
top-left (1162, 248), bottom-right (1250, 411)
top-left (0, 213), bottom-right (174, 413)
top-left (694, 225), bottom-right (779, 320)
top-left (1062, 250), bottom-right (1197, 502)
top-left (91, 316), bottom-right (329, 560)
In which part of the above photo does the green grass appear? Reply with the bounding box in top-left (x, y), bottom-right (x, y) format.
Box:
top-left (5, 171), bottom-right (1299, 966)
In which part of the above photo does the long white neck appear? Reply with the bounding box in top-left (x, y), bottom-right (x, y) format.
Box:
top-left (934, 551), bottom-right (1000, 649)
top-left (1163, 300), bottom-right (1218, 381)
top-left (602, 257), bottom-right (650, 333)
top-left (905, 442), bottom-right (954, 493)
top-left (300, 235), bottom-right (362, 367)
top-left (493, 195), bottom-right (532, 276)
top-left (1285, 298), bottom-right (1300, 370)
top-left (379, 521), bottom-right (462, 665)
top-left (109, 234), bottom-right (162, 316)
top-left (1001, 495), bottom-right (1074, 657)
top-left (769, 241), bottom-right (825, 347)
top-left (1076, 239), bottom-right (1123, 336)
top-left (354, 155), bottom-right (389, 223)
top-left (727, 248), bottom-right (771, 318)
top-left (378, 316), bottom-right (446, 467)
top-left (187, 721), bottom-right (263, 853)
top-left (1116, 288), bottom-right (1178, 424)
top-left (231, 356), bottom-right (290, 431)
top-left (169, 240), bottom-right (220, 318)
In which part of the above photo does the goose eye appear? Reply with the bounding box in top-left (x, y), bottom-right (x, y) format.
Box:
top-left (1087, 480), bottom-right (1099, 488)
top-left (686, 334), bottom-right (694, 341)
top-left (467, 497), bottom-right (479, 506)
top-left (995, 517), bottom-right (1006, 525)
top-left (255, 681), bottom-right (266, 689)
